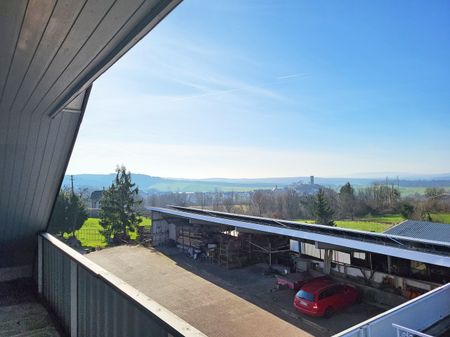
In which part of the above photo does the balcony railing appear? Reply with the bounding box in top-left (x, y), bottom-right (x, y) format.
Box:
top-left (392, 324), bottom-right (433, 337)
top-left (38, 233), bottom-right (206, 337)
top-left (333, 282), bottom-right (450, 337)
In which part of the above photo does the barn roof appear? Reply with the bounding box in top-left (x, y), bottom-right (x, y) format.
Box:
top-left (150, 206), bottom-right (450, 267)
top-left (384, 220), bottom-right (450, 243)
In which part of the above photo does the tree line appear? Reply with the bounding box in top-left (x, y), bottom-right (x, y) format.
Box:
top-left (146, 183), bottom-right (449, 225)
top-left (49, 168), bottom-right (450, 241)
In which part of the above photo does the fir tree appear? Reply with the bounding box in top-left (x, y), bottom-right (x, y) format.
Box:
top-left (339, 182), bottom-right (355, 220)
top-left (315, 189), bottom-right (335, 226)
top-left (100, 165), bottom-right (142, 241)
top-left (48, 189), bottom-right (88, 237)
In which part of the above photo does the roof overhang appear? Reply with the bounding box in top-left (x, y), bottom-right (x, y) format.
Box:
top-left (150, 207), bottom-right (450, 268)
top-left (0, 0), bottom-right (181, 268)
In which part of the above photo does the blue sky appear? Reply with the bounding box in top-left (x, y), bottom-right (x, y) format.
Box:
top-left (67, 0), bottom-right (450, 178)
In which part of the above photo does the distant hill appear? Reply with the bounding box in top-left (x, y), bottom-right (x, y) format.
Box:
top-left (62, 173), bottom-right (450, 193)
top-left (62, 174), bottom-right (276, 193)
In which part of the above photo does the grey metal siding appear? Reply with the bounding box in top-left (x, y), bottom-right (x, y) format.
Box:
top-left (42, 238), bottom-right (71, 332)
top-left (40, 233), bottom-right (206, 337)
top-left (0, 0), bottom-right (181, 268)
top-left (77, 266), bottom-right (168, 337)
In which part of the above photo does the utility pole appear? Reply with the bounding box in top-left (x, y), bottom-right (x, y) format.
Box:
top-left (70, 175), bottom-right (75, 196)
top-left (70, 175), bottom-right (76, 235)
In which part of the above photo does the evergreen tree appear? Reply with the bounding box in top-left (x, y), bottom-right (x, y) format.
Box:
top-left (400, 203), bottom-right (415, 219)
top-left (48, 189), bottom-right (88, 236)
top-left (339, 182), bottom-right (355, 220)
top-left (100, 166), bottom-right (142, 241)
top-left (315, 189), bottom-right (335, 226)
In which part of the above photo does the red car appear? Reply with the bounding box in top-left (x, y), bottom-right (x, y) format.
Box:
top-left (293, 278), bottom-right (360, 317)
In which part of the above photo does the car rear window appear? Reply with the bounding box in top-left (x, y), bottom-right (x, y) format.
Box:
top-left (296, 290), bottom-right (315, 302)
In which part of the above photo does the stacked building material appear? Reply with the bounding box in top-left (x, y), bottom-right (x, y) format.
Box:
top-left (138, 226), bottom-right (152, 246)
top-left (177, 226), bottom-right (205, 249)
top-left (218, 234), bottom-right (250, 269)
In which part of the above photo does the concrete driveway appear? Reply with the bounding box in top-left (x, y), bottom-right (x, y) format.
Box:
top-left (88, 246), bottom-right (383, 337)
top-left (88, 246), bottom-right (314, 337)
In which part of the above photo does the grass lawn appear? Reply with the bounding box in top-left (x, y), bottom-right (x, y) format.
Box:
top-left (74, 218), bottom-right (106, 248)
top-left (430, 213), bottom-right (450, 224)
top-left (139, 216), bottom-right (152, 228)
top-left (294, 214), bottom-right (404, 232)
top-left (294, 219), bottom-right (391, 232)
top-left (65, 217), bottom-right (152, 248)
top-left (358, 214), bottom-right (404, 224)
top-left (334, 221), bottom-right (391, 232)
top-left (294, 219), bottom-right (316, 224)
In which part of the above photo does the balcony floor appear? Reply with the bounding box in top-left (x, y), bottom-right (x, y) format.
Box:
top-left (0, 279), bottom-right (60, 337)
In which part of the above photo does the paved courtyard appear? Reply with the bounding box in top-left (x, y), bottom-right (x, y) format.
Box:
top-left (88, 246), bottom-right (384, 337)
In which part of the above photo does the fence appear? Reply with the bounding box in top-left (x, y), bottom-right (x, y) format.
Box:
top-left (76, 227), bottom-right (105, 242)
top-left (38, 233), bottom-right (206, 337)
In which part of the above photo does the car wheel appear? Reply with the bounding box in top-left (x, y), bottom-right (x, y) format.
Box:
top-left (324, 307), bottom-right (334, 318)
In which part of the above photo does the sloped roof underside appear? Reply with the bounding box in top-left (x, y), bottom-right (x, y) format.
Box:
top-left (0, 0), bottom-right (180, 267)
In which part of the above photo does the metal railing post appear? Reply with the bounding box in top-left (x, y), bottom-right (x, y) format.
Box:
top-left (70, 260), bottom-right (78, 337)
top-left (38, 235), bottom-right (43, 295)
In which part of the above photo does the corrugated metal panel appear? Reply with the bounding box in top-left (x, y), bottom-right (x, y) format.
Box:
top-left (40, 233), bottom-right (207, 337)
top-left (385, 220), bottom-right (450, 242)
top-left (0, 0), bottom-right (181, 268)
top-left (77, 266), bottom-right (168, 337)
top-left (42, 239), bottom-right (71, 331)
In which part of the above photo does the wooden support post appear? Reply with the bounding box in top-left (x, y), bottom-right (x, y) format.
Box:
top-left (248, 234), bottom-right (252, 262)
top-left (181, 221), bottom-right (184, 252)
top-left (268, 242), bottom-right (272, 267)
top-left (387, 255), bottom-right (392, 274)
top-left (323, 249), bottom-right (333, 274)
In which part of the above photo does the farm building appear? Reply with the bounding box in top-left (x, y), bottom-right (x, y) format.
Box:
top-left (90, 190), bottom-right (104, 209)
top-left (150, 206), bottom-right (450, 336)
top-left (384, 219), bottom-right (450, 243)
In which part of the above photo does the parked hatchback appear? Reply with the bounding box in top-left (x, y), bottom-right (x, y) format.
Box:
top-left (293, 278), bottom-right (360, 317)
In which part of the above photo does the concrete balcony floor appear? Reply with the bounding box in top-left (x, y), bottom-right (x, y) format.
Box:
top-left (0, 279), bottom-right (60, 337)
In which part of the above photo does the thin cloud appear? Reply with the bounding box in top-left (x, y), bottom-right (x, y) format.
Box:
top-left (276, 73), bottom-right (309, 80)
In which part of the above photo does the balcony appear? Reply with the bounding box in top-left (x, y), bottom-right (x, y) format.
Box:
top-left (334, 282), bottom-right (450, 337)
top-left (31, 233), bottom-right (205, 337)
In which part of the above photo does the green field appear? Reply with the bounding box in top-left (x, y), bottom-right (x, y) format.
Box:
top-left (295, 219), bottom-right (392, 232)
top-left (295, 219), bottom-right (316, 224)
top-left (295, 214), bottom-right (404, 232)
top-left (150, 182), bottom-right (265, 192)
top-left (333, 221), bottom-right (391, 232)
top-left (399, 187), bottom-right (450, 196)
top-left (357, 214), bottom-right (404, 224)
top-left (430, 213), bottom-right (450, 224)
top-left (65, 217), bottom-right (152, 248)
